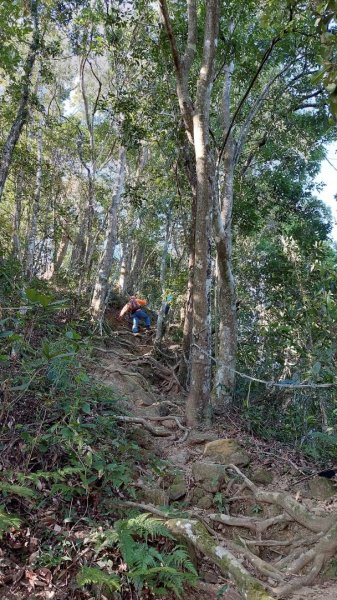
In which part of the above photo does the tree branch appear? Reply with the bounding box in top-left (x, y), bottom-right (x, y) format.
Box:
top-left (217, 34), bottom-right (281, 165)
top-left (159, 0), bottom-right (195, 142)
top-left (234, 60), bottom-right (293, 164)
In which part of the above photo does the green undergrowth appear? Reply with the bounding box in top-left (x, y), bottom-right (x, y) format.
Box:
top-left (0, 269), bottom-right (197, 598)
top-left (239, 384), bottom-right (337, 462)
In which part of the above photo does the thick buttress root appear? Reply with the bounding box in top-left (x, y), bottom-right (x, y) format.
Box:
top-left (165, 518), bottom-right (275, 600)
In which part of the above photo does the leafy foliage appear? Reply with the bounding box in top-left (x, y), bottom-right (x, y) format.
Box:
top-left (0, 483), bottom-right (37, 499)
top-left (0, 507), bottom-right (21, 539)
top-left (76, 566), bottom-right (120, 592)
top-left (0, 276), bottom-right (196, 598)
top-left (89, 514), bottom-right (197, 597)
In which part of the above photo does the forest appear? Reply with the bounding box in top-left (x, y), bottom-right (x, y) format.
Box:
top-left (1, 1), bottom-right (337, 599)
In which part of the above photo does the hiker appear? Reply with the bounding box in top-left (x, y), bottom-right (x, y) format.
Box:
top-left (164, 293), bottom-right (173, 316)
top-left (119, 295), bottom-right (151, 335)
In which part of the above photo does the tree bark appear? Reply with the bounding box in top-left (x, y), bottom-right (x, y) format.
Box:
top-left (178, 146), bottom-right (197, 389)
top-left (155, 208), bottom-right (171, 345)
top-left (25, 120), bottom-right (43, 280)
top-left (159, 1), bottom-right (197, 388)
top-left (213, 149), bottom-right (237, 409)
top-left (12, 171), bottom-right (24, 261)
top-left (186, 0), bottom-right (219, 426)
top-left (213, 61), bottom-right (289, 408)
top-left (0, 0), bottom-right (39, 203)
top-left (118, 243), bottom-right (130, 293)
top-left (128, 243), bottom-right (145, 293)
top-left (160, 0), bottom-right (219, 424)
top-left (73, 54), bottom-right (102, 289)
top-left (91, 147), bottom-right (126, 318)
top-left (213, 58), bottom-right (237, 408)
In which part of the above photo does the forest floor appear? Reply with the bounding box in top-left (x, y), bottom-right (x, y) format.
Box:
top-left (1, 308), bottom-right (337, 600)
top-left (91, 312), bottom-right (337, 600)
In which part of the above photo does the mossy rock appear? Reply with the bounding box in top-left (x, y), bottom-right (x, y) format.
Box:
top-left (251, 467), bottom-right (273, 485)
top-left (168, 472), bottom-right (187, 501)
top-left (188, 431), bottom-right (218, 446)
top-left (140, 486), bottom-right (169, 506)
top-left (189, 486), bottom-right (206, 504)
top-left (192, 462), bottom-right (227, 493)
top-left (196, 495), bottom-right (213, 510)
top-left (307, 476), bottom-right (336, 500)
top-left (323, 558), bottom-right (337, 579)
top-left (128, 426), bottom-right (154, 449)
top-left (203, 439), bottom-right (250, 467)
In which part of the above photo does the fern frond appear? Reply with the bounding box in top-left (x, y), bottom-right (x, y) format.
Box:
top-left (0, 506), bottom-right (21, 538)
top-left (129, 565), bottom-right (179, 578)
top-left (18, 466), bottom-right (84, 484)
top-left (166, 546), bottom-right (198, 574)
top-left (117, 527), bottom-right (140, 568)
top-left (120, 513), bottom-right (173, 542)
top-left (87, 515), bottom-right (198, 599)
top-left (0, 482), bottom-right (36, 499)
top-left (76, 566), bottom-right (120, 592)
top-left (92, 528), bottom-right (119, 551)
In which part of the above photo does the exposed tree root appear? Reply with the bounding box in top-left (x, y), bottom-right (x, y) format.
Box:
top-left (165, 519), bottom-right (275, 600)
top-left (274, 518), bottom-right (337, 596)
top-left (227, 464), bottom-right (333, 533)
top-left (121, 355), bottom-right (184, 394)
top-left (144, 415), bottom-right (188, 431)
top-left (115, 416), bottom-right (172, 437)
top-left (119, 466), bottom-right (337, 599)
top-left (209, 512), bottom-right (292, 535)
top-left (95, 350), bottom-right (337, 597)
top-left (115, 415), bottom-right (188, 442)
top-left (224, 465), bottom-right (337, 596)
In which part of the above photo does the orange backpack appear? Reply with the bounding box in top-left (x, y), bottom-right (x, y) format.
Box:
top-left (129, 298), bottom-right (141, 313)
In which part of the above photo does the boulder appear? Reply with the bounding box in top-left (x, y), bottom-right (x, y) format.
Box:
top-left (251, 467), bottom-right (273, 485)
top-left (168, 472), bottom-right (187, 501)
top-left (192, 462), bottom-right (227, 493)
top-left (307, 476), bottom-right (336, 500)
top-left (128, 426), bottom-right (153, 449)
top-left (196, 495), bottom-right (214, 510)
top-left (323, 558), bottom-right (337, 579)
top-left (189, 486), bottom-right (205, 504)
top-left (140, 486), bottom-right (169, 506)
top-left (188, 431), bottom-right (219, 446)
top-left (203, 439), bottom-right (250, 467)
top-left (169, 449), bottom-right (189, 466)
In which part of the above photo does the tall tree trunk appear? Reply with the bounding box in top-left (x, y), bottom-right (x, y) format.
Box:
top-left (212, 56), bottom-right (237, 407)
top-left (185, 132), bottom-right (213, 425)
top-left (0, 0), bottom-right (39, 202)
top-left (178, 188), bottom-right (196, 388)
top-left (186, 0), bottom-right (219, 426)
top-left (213, 144), bottom-right (237, 410)
top-left (118, 146), bottom-right (148, 295)
top-left (213, 60), bottom-right (289, 408)
top-left (25, 121), bottom-right (43, 280)
top-left (128, 243), bottom-right (144, 293)
top-left (177, 144), bottom-right (197, 388)
top-left (55, 234), bottom-right (70, 273)
top-left (118, 243), bottom-right (130, 293)
top-left (75, 54), bottom-right (101, 289)
top-left (155, 208), bottom-right (171, 345)
top-left (12, 171), bottom-right (24, 261)
top-left (159, 0), bottom-right (197, 386)
top-left (91, 147), bottom-right (126, 317)
top-left (71, 197), bottom-right (86, 272)
top-left (160, 0), bottom-right (219, 424)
